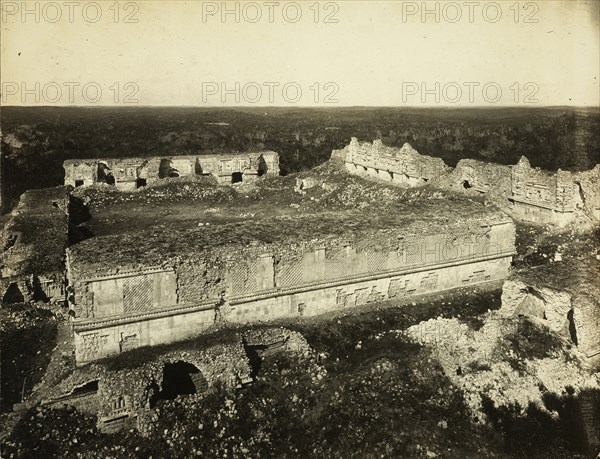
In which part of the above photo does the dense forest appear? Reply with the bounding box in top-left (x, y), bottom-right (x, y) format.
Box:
top-left (2, 106), bottom-right (599, 213)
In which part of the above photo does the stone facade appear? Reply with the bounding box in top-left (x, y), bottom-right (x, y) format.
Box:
top-left (509, 156), bottom-right (585, 227)
top-left (68, 219), bottom-right (516, 363)
top-left (339, 138), bottom-right (600, 226)
top-left (43, 337), bottom-right (253, 433)
top-left (344, 138), bottom-right (450, 186)
top-left (440, 158), bottom-right (512, 195)
top-left (63, 152), bottom-right (280, 189)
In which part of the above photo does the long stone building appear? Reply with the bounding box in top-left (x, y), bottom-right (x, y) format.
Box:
top-left (63, 151), bottom-right (280, 189)
top-left (67, 211), bottom-right (516, 363)
top-left (341, 137), bottom-right (450, 186)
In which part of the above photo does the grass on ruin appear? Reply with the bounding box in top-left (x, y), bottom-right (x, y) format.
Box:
top-left (512, 223), bottom-right (600, 313)
top-left (3, 343), bottom-right (504, 459)
top-left (287, 284), bottom-right (502, 370)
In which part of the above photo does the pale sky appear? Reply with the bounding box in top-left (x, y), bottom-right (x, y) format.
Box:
top-left (1, 0), bottom-right (598, 106)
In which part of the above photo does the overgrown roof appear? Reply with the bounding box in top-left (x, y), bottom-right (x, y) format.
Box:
top-left (68, 163), bottom-right (511, 278)
top-left (1, 187), bottom-right (69, 279)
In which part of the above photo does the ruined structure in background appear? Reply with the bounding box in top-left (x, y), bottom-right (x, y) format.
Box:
top-left (510, 157), bottom-right (600, 227)
top-left (338, 138), bottom-right (600, 226)
top-left (63, 151), bottom-right (279, 189)
top-left (0, 187), bottom-right (69, 304)
top-left (67, 212), bottom-right (516, 363)
top-left (343, 138), bottom-right (450, 186)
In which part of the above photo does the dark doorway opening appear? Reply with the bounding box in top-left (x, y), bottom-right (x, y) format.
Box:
top-left (136, 178), bottom-right (147, 188)
top-left (2, 283), bottom-right (24, 303)
top-left (232, 172), bottom-right (243, 183)
top-left (31, 276), bottom-right (49, 302)
top-left (463, 180), bottom-right (473, 189)
top-left (242, 339), bottom-right (267, 381)
top-left (575, 182), bottom-right (585, 209)
top-left (151, 361), bottom-right (206, 405)
top-left (75, 180), bottom-right (84, 187)
top-left (195, 159), bottom-right (203, 175)
top-left (159, 159), bottom-right (171, 178)
top-left (257, 154), bottom-right (268, 177)
top-left (567, 309), bottom-right (578, 345)
top-left (159, 159), bottom-right (179, 178)
top-left (97, 163), bottom-right (115, 185)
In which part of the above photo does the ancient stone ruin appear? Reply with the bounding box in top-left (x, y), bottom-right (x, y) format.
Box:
top-left (341, 137), bottom-right (450, 186)
top-left (41, 327), bottom-right (311, 434)
top-left (510, 157), bottom-right (600, 226)
top-left (3, 139), bottom-right (600, 447)
top-left (341, 138), bottom-right (600, 227)
top-left (4, 141), bottom-right (599, 367)
top-left (63, 151), bottom-right (280, 189)
top-left (67, 212), bottom-right (515, 363)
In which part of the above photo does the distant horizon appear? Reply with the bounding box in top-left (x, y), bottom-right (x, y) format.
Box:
top-left (2, 104), bottom-right (599, 110)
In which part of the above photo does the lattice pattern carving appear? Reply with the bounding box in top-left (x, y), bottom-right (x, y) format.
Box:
top-left (278, 262), bottom-right (304, 288)
top-left (229, 260), bottom-right (258, 296)
top-left (366, 251), bottom-right (389, 272)
top-left (123, 275), bottom-right (154, 313)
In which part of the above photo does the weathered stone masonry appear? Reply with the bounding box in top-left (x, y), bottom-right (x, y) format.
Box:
top-left (340, 138), bottom-right (600, 226)
top-left (63, 151), bottom-right (280, 189)
top-left (68, 218), bottom-right (516, 363)
top-left (510, 156), bottom-right (600, 226)
top-left (343, 138), bottom-right (450, 186)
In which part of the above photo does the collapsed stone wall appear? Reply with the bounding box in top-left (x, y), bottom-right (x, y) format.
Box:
top-left (43, 327), bottom-right (311, 434)
top-left (44, 337), bottom-right (250, 432)
top-left (1, 187), bottom-right (69, 303)
top-left (433, 159), bottom-right (513, 212)
top-left (573, 165), bottom-right (600, 220)
top-left (404, 276), bottom-right (600, 452)
top-left (500, 279), bottom-right (600, 361)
